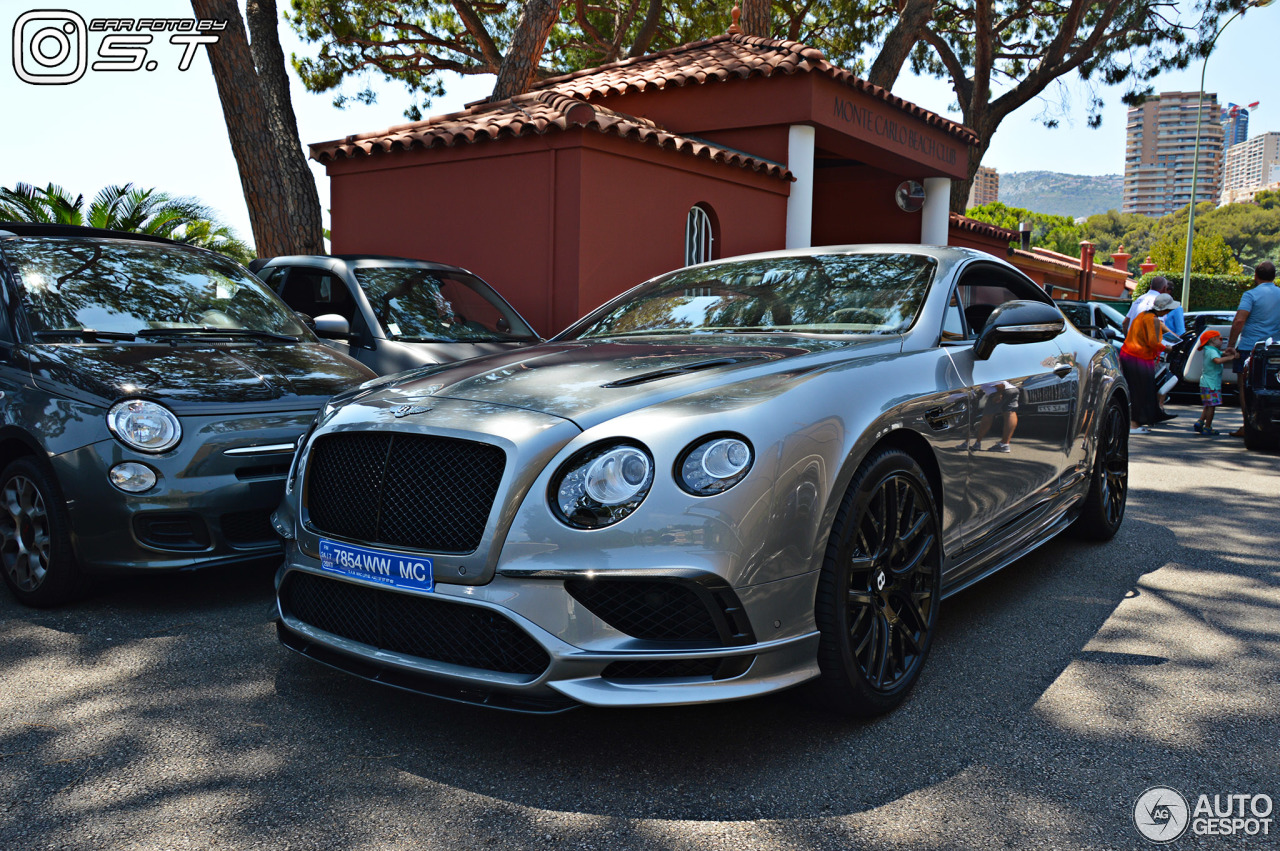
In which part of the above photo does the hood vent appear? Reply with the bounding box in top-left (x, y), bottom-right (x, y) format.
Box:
top-left (601, 356), bottom-right (764, 388)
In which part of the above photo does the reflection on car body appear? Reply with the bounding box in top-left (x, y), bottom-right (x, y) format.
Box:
top-left (272, 245), bottom-right (1129, 716)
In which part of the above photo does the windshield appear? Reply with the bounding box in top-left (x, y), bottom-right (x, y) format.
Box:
top-left (5, 237), bottom-right (309, 338)
top-left (563, 253), bottom-right (938, 339)
top-left (353, 265), bottom-right (536, 342)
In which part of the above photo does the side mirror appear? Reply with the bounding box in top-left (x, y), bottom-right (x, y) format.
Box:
top-left (294, 311), bottom-right (316, 331)
top-left (1105, 327), bottom-right (1123, 342)
top-left (314, 314), bottom-right (351, 340)
top-left (974, 300), bottom-right (1065, 360)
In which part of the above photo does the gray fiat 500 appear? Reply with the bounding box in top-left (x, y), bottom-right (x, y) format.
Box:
top-left (273, 246), bottom-right (1129, 715)
top-left (252, 255), bottom-right (540, 375)
top-left (0, 224), bottom-right (374, 607)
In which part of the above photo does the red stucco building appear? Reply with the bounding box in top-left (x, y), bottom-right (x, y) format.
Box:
top-left (312, 33), bottom-right (1122, 333)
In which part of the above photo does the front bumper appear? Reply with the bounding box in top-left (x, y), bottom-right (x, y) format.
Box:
top-left (53, 411), bottom-right (314, 574)
top-left (275, 552), bottom-right (821, 712)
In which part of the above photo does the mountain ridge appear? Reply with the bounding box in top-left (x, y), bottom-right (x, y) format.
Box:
top-left (996, 171), bottom-right (1123, 218)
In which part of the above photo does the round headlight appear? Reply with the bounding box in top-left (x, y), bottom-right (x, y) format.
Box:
top-left (551, 442), bottom-right (654, 528)
top-left (107, 399), bottom-right (181, 453)
top-left (108, 462), bottom-right (157, 493)
top-left (678, 435), bottom-right (753, 496)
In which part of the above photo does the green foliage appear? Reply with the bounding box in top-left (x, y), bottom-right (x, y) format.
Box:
top-left (965, 201), bottom-right (1083, 256)
top-left (0, 183), bottom-right (253, 265)
top-left (287, 1), bottom-right (884, 116)
top-left (1149, 232), bottom-right (1243, 276)
top-left (1136, 271), bottom-right (1252, 312)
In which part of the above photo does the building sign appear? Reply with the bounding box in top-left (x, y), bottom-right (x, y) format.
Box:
top-left (832, 96), bottom-right (960, 169)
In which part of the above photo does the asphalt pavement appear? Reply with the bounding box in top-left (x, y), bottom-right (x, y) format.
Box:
top-left (1, 402), bottom-right (1276, 851)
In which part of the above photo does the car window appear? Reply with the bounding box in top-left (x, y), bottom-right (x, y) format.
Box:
top-left (1097, 304), bottom-right (1126, 332)
top-left (941, 292), bottom-right (967, 342)
top-left (953, 265), bottom-right (1052, 339)
top-left (256, 265), bottom-right (286, 290)
top-left (564, 253), bottom-right (938, 339)
top-left (353, 266), bottom-right (537, 342)
top-left (5, 237), bottom-right (309, 337)
top-left (279, 269), bottom-right (356, 323)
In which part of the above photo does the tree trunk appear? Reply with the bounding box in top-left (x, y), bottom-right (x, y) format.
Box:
top-left (245, 0), bottom-right (325, 254)
top-left (866, 0), bottom-right (938, 89)
top-left (491, 0), bottom-right (564, 101)
top-left (951, 131), bottom-right (991, 213)
top-left (192, 0), bottom-right (296, 258)
top-left (740, 0), bottom-right (772, 38)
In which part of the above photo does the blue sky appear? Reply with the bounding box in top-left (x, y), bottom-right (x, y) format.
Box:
top-left (0, 0), bottom-right (1273, 246)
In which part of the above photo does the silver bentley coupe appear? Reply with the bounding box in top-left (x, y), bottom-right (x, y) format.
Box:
top-left (272, 246), bottom-right (1129, 715)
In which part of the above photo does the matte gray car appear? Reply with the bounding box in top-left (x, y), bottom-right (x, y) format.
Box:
top-left (253, 255), bottom-right (539, 375)
top-left (272, 246), bottom-right (1130, 715)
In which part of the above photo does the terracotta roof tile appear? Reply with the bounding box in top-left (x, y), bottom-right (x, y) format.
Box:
top-left (310, 89), bottom-right (791, 180)
top-left (536, 34), bottom-right (977, 145)
top-left (949, 213), bottom-right (1017, 241)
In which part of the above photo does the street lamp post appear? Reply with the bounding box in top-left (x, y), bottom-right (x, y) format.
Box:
top-left (1181, 0), bottom-right (1274, 310)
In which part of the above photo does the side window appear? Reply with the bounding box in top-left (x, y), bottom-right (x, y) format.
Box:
top-left (279, 269), bottom-right (356, 323)
top-left (954, 266), bottom-right (1053, 338)
top-left (941, 293), bottom-right (966, 342)
top-left (256, 265), bottom-right (286, 291)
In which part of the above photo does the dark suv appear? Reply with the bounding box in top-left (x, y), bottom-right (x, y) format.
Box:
top-left (0, 224), bottom-right (374, 606)
top-left (1241, 340), bottom-right (1280, 450)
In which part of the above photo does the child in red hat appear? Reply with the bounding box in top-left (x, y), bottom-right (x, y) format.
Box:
top-left (1194, 329), bottom-right (1235, 435)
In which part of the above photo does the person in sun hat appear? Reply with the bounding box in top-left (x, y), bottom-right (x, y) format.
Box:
top-left (1193, 329), bottom-right (1235, 436)
top-left (1120, 291), bottom-right (1179, 433)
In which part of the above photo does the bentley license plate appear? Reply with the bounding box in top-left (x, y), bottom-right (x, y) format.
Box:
top-left (317, 538), bottom-right (434, 592)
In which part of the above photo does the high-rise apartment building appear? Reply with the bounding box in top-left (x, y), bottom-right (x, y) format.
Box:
top-left (1221, 131), bottom-right (1280, 205)
top-left (967, 166), bottom-right (999, 208)
top-left (1221, 105), bottom-right (1250, 148)
top-left (1122, 92), bottom-right (1223, 216)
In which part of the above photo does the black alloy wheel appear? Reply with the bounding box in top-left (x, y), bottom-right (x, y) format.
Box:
top-left (1071, 397), bottom-right (1129, 541)
top-left (815, 449), bottom-right (941, 716)
top-left (0, 457), bottom-right (81, 607)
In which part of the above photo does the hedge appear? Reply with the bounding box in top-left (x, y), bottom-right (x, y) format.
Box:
top-left (1133, 272), bottom-right (1253, 312)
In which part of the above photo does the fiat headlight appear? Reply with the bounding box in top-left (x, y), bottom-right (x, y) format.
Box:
top-left (677, 435), bottom-right (753, 495)
top-left (107, 399), bottom-right (182, 453)
top-left (551, 442), bottom-right (654, 528)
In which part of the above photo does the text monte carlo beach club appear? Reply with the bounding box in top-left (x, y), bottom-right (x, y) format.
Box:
top-left (832, 96), bottom-right (960, 168)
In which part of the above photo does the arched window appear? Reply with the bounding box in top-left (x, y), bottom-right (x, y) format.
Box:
top-left (685, 204), bottom-right (716, 266)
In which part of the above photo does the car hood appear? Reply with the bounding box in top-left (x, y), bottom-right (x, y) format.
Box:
top-left (357, 336), bottom-right (897, 428)
top-left (26, 342), bottom-right (373, 411)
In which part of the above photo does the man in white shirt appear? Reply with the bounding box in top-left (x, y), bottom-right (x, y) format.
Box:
top-left (1123, 276), bottom-right (1170, 334)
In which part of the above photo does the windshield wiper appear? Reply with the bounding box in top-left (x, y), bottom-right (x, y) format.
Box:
top-left (33, 329), bottom-right (137, 341)
top-left (136, 327), bottom-right (300, 343)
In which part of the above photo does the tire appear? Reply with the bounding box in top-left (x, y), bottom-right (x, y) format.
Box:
top-left (814, 449), bottom-right (942, 716)
top-left (0, 457), bottom-right (82, 608)
top-left (1070, 397), bottom-right (1129, 541)
top-left (1242, 410), bottom-right (1280, 451)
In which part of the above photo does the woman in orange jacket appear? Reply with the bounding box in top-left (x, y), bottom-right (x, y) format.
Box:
top-left (1120, 291), bottom-right (1179, 433)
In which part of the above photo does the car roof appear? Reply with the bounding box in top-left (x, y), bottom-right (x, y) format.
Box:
top-left (261, 254), bottom-right (470, 274)
top-left (0, 221), bottom-right (181, 247)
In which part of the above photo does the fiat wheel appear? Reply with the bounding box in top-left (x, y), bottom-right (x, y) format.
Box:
top-left (0, 457), bottom-right (81, 607)
top-left (815, 449), bottom-right (942, 716)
